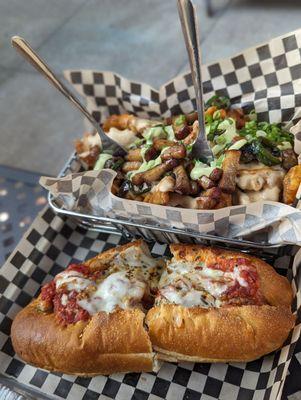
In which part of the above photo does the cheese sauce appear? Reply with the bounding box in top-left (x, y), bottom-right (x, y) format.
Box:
top-left (237, 166), bottom-right (284, 192)
top-left (107, 127), bottom-right (137, 148)
top-left (237, 186), bottom-right (281, 205)
top-left (236, 163), bottom-right (285, 204)
top-left (152, 176), bottom-right (175, 193)
top-left (131, 118), bottom-right (158, 133)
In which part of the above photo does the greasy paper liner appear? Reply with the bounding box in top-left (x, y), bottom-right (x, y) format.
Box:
top-left (41, 28), bottom-right (301, 245)
top-left (0, 206), bottom-right (300, 400)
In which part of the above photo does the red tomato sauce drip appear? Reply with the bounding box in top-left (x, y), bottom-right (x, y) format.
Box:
top-left (40, 263), bottom-right (98, 325)
top-left (68, 263), bottom-right (104, 280)
top-left (207, 257), bottom-right (264, 305)
top-left (67, 263), bottom-right (90, 275)
top-left (208, 257), bottom-right (250, 272)
top-left (223, 268), bottom-right (263, 305)
top-left (53, 291), bottom-right (90, 325)
top-left (41, 280), bottom-right (56, 303)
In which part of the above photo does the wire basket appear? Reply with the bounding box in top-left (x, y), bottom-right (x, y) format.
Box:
top-left (48, 152), bottom-right (286, 251)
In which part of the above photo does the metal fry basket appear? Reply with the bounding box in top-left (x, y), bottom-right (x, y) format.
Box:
top-left (48, 152), bottom-right (286, 253)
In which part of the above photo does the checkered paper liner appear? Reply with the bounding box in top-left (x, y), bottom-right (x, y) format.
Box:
top-left (40, 28), bottom-right (301, 246)
top-left (0, 206), bottom-right (300, 400)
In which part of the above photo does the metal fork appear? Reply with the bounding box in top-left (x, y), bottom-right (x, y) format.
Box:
top-left (177, 0), bottom-right (214, 163)
top-left (11, 36), bottom-right (127, 156)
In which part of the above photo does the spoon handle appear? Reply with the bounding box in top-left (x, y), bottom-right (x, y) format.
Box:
top-left (11, 36), bottom-right (100, 132)
top-left (11, 36), bottom-right (126, 155)
top-left (177, 0), bottom-right (213, 161)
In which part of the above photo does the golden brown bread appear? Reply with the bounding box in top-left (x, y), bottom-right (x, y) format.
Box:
top-left (12, 300), bottom-right (155, 375)
top-left (11, 241), bottom-right (295, 374)
top-left (146, 244), bottom-right (295, 363)
top-left (85, 239), bottom-right (146, 269)
top-left (11, 240), bottom-right (157, 375)
top-left (146, 304), bottom-right (294, 362)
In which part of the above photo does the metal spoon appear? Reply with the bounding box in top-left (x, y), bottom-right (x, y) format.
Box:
top-left (11, 36), bottom-right (127, 156)
top-left (177, 0), bottom-right (213, 163)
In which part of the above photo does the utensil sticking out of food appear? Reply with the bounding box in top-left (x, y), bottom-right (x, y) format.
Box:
top-left (75, 96), bottom-right (300, 209)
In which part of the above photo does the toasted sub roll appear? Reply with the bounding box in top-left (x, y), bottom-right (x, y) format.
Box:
top-left (146, 244), bottom-right (294, 363)
top-left (12, 302), bottom-right (155, 375)
top-left (11, 240), bottom-right (160, 376)
top-left (146, 304), bottom-right (294, 362)
top-left (11, 241), bottom-right (295, 374)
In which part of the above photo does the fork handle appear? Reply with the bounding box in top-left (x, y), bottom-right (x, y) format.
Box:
top-left (177, 0), bottom-right (213, 161)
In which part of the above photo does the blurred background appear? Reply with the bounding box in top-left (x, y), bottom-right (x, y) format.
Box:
top-left (1, 0), bottom-right (301, 176)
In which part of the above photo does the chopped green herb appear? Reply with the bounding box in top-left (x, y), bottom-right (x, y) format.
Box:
top-left (250, 142), bottom-right (281, 166)
top-left (228, 139), bottom-right (247, 150)
top-left (206, 95), bottom-right (231, 110)
top-left (174, 115), bottom-right (186, 126)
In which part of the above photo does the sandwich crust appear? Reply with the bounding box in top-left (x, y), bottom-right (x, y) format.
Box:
top-left (146, 304), bottom-right (295, 362)
top-left (85, 239), bottom-right (147, 269)
top-left (11, 240), bottom-right (156, 375)
top-left (11, 241), bottom-right (295, 373)
top-left (146, 244), bottom-right (294, 362)
top-left (12, 299), bottom-right (154, 375)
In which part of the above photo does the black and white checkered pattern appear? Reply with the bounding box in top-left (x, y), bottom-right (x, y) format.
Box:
top-left (41, 166), bottom-right (301, 246)
top-left (65, 29), bottom-right (301, 127)
top-left (0, 207), bottom-right (300, 400)
top-left (42, 28), bottom-right (301, 246)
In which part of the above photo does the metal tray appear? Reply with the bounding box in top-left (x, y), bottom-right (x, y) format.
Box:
top-left (48, 152), bottom-right (284, 249)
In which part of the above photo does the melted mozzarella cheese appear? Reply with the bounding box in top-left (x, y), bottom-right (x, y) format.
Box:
top-left (200, 267), bottom-right (224, 279)
top-left (232, 267), bottom-right (248, 287)
top-left (78, 271), bottom-right (146, 314)
top-left (201, 279), bottom-right (229, 297)
top-left (54, 245), bottom-right (163, 315)
top-left (116, 246), bottom-right (158, 270)
top-left (61, 294), bottom-right (68, 306)
top-left (113, 246), bottom-right (163, 290)
top-left (167, 262), bottom-right (194, 275)
top-left (158, 259), bottom-right (252, 308)
top-left (160, 286), bottom-right (213, 307)
top-left (55, 270), bottom-right (93, 292)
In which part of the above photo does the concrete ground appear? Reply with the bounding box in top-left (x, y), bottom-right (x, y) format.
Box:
top-left (1, 0), bottom-right (301, 176)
